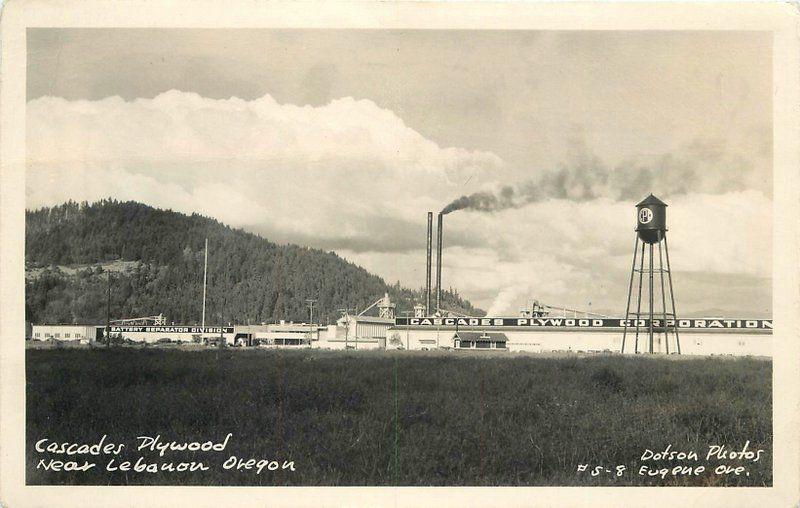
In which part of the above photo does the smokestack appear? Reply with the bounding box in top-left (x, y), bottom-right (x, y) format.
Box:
top-left (436, 212), bottom-right (443, 313)
top-left (426, 212), bottom-right (433, 316)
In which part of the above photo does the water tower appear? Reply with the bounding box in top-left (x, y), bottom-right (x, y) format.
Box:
top-left (621, 194), bottom-right (681, 354)
top-left (378, 293), bottom-right (396, 319)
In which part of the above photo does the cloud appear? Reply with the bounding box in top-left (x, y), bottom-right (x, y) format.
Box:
top-left (26, 91), bottom-right (772, 317)
top-left (27, 90), bottom-right (505, 246)
top-left (28, 92), bottom-right (503, 173)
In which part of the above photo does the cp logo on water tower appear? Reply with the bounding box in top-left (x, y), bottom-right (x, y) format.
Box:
top-left (638, 207), bottom-right (653, 224)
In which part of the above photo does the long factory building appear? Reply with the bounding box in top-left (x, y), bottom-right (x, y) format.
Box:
top-left (30, 312), bottom-right (772, 357)
top-left (389, 315), bottom-right (772, 356)
top-left (30, 317), bottom-right (390, 350)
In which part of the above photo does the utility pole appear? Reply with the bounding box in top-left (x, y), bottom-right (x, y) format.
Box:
top-left (201, 238), bottom-right (208, 344)
top-left (401, 310), bottom-right (413, 350)
top-left (306, 299), bottom-right (317, 346)
top-left (106, 273), bottom-right (112, 347)
top-left (306, 299), bottom-right (317, 325)
top-left (218, 297), bottom-right (227, 349)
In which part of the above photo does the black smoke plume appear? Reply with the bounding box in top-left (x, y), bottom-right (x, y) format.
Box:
top-left (441, 186), bottom-right (516, 215)
top-left (441, 139), bottom-right (766, 215)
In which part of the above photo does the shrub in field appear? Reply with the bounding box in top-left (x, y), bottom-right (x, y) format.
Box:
top-left (589, 366), bottom-right (624, 392)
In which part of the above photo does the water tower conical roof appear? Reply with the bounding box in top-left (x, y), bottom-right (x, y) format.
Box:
top-left (636, 194), bottom-right (667, 207)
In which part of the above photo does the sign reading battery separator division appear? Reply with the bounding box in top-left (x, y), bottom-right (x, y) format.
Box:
top-left (109, 326), bottom-right (235, 334)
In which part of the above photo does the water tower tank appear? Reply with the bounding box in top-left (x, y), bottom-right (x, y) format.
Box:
top-left (636, 194), bottom-right (667, 244)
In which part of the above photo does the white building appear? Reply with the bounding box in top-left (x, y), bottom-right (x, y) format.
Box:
top-left (316, 315), bottom-right (393, 350)
top-left (105, 324), bottom-right (235, 344)
top-left (254, 322), bottom-right (325, 348)
top-left (107, 322), bottom-right (324, 347)
top-left (31, 324), bottom-right (102, 344)
top-left (388, 317), bottom-right (773, 357)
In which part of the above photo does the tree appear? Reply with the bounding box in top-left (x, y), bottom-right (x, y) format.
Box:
top-left (25, 200), bottom-right (485, 324)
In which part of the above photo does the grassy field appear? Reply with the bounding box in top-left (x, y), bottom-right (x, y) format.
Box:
top-left (26, 347), bottom-right (771, 486)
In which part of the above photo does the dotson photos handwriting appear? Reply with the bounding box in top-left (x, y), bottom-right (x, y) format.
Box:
top-left (34, 434), bottom-right (296, 476)
top-left (576, 441), bottom-right (766, 480)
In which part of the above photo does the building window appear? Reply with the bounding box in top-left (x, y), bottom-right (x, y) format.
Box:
top-left (495, 341), bottom-right (506, 349)
top-left (459, 341), bottom-right (472, 348)
top-left (55, 333), bottom-right (60, 338)
top-left (476, 341), bottom-right (490, 349)
top-left (64, 333), bottom-right (71, 338)
top-left (34, 333), bottom-right (40, 338)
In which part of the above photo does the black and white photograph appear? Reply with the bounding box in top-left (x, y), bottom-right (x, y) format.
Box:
top-left (1, 1), bottom-right (799, 507)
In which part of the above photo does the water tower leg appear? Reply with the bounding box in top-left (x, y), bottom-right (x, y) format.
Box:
top-left (658, 240), bottom-right (670, 354)
top-left (664, 235), bottom-right (681, 354)
top-left (649, 243), bottom-right (654, 354)
top-left (634, 240), bottom-right (646, 354)
top-left (621, 235), bottom-right (640, 354)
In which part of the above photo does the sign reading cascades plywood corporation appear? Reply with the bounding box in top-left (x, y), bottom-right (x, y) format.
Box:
top-left (394, 317), bottom-right (772, 331)
top-left (109, 326), bottom-right (235, 334)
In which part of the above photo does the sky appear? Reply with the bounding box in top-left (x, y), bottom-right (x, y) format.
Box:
top-left (26, 29), bottom-right (773, 317)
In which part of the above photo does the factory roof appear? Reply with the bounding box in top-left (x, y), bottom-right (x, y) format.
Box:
top-left (33, 323), bottom-right (104, 327)
top-left (339, 315), bottom-right (395, 324)
top-left (453, 331), bottom-right (508, 342)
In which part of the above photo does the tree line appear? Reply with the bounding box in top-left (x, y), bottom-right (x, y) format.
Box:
top-left (25, 200), bottom-right (484, 325)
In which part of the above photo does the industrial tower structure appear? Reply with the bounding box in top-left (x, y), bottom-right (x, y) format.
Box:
top-left (621, 194), bottom-right (681, 354)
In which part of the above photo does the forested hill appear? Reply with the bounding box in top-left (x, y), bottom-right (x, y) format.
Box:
top-left (25, 200), bottom-right (483, 325)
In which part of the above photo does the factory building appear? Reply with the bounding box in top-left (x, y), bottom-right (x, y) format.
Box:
top-left (105, 322), bottom-right (328, 347)
top-left (230, 325), bottom-right (265, 346)
top-left (28, 314), bottom-right (393, 350)
top-left (387, 317), bottom-right (773, 356)
top-left (108, 325), bottom-right (236, 344)
top-left (30, 324), bottom-right (103, 344)
top-left (454, 331), bottom-right (508, 350)
top-left (314, 293), bottom-right (396, 349)
top-left (254, 322), bottom-right (325, 348)
top-left (28, 316), bottom-right (772, 356)
top-left (315, 315), bottom-right (393, 349)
